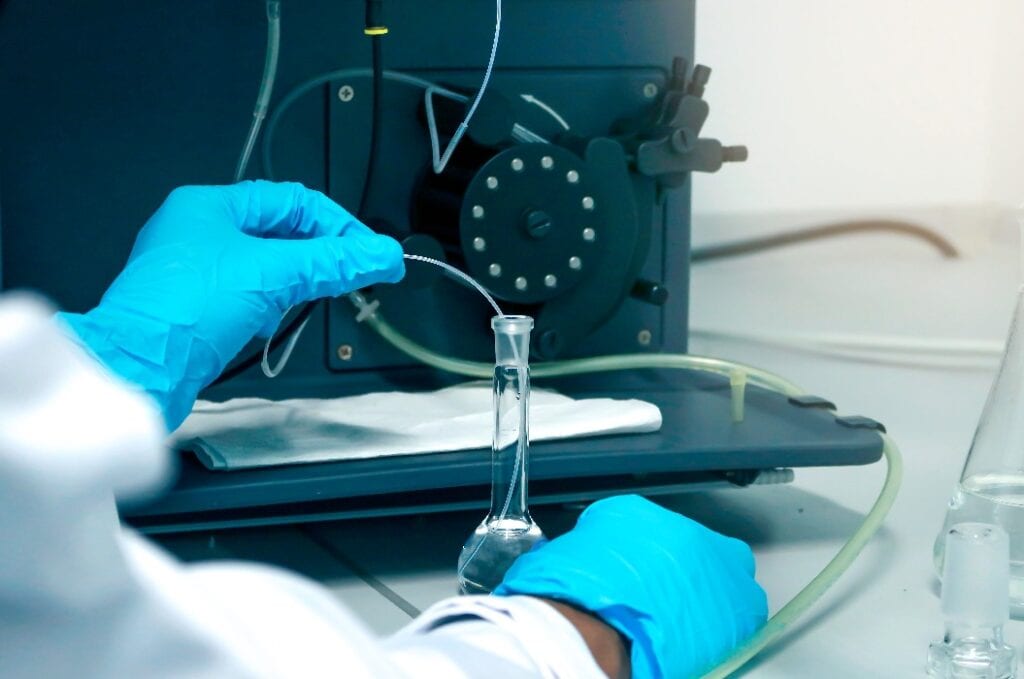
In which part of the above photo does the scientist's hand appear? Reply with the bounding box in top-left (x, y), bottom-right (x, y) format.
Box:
top-left (495, 495), bottom-right (768, 679)
top-left (60, 181), bottom-right (404, 430)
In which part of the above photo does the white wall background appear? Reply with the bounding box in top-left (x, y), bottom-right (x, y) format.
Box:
top-left (692, 0), bottom-right (1024, 219)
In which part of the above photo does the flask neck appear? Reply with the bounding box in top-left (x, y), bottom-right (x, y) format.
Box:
top-left (488, 364), bottom-right (531, 524)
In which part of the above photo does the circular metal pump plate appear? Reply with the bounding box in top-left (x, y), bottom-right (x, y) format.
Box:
top-left (460, 145), bottom-right (599, 305)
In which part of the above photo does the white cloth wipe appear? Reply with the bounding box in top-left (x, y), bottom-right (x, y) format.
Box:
top-left (173, 382), bottom-right (662, 471)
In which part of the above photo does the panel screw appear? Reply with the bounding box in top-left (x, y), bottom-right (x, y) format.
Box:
top-left (582, 227), bottom-right (596, 242)
top-left (568, 256), bottom-right (582, 270)
top-left (486, 176), bottom-right (499, 190)
top-left (338, 85), bottom-right (355, 102)
top-left (489, 263), bottom-right (502, 277)
top-left (515, 276), bottom-right (528, 291)
top-left (472, 205), bottom-right (485, 219)
top-left (637, 330), bottom-right (652, 346)
top-left (582, 196), bottom-right (595, 211)
top-left (337, 344), bottom-right (354, 360)
top-left (511, 158), bottom-right (524, 172)
top-left (567, 170), bottom-right (580, 184)
top-left (541, 156), bottom-right (554, 169)
top-left (523, 209), bottom-right (554, 239)
top-left (473, 237), bottom-right (486, 252)
top-left (643, 82), bottom-right (659, 99)
top-left (544, 274), bottom-right (558, 288)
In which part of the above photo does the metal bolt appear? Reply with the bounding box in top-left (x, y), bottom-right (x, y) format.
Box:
top-left (489, 263), bottom-right (502, 277)
top-left (637, 329), bottom-right (653, 346)
top-left (541, 156), bottom-right (554, 169)
top-left (567, 170), bottom-right (580, 184)
top-left (544, 274), bottom-right (558, 288)
top-left (569, 256), bottom-right (582, 270)
top-left (338, 85), bottom-right (355, 102)
top-left (582, 227), bottom-right (596, 242)
top-left (515, 276), bottom-right (528, 291)
top-left (582, 196), bottom-right (595, 211)
top-left (643, 82), bottom-right (659, 99)
top-left (523, 209), bottom-right (554, 239)
top-left (336, 344), bottom-right (354, 360)
top-left (486, 176), bottom-right (499, 190)
top-left (472, 205), bottom-right (485, 219)
top-left (511, 158), bottom-right (524, 172)
top-left (473, 237), bottom-right (486, 252)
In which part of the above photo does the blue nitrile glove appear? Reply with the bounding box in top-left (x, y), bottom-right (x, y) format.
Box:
top-left (494, 495), bottom-right (768, 679)
top-left (59, 181), bottom-right (404, 431)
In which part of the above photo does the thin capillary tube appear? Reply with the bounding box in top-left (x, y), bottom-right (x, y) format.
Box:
top-left (403, 254), bottom-right (504, 317)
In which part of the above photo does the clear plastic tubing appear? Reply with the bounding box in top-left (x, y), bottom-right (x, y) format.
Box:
top-left (234, 0), bottom-right (281, 182)
top-left (403, 254), bottom-right (504, 317)
top-left (426, 0), bottom-right (502, 174)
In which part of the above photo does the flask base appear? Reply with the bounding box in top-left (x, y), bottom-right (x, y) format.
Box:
top-left (457, 518), bottom-right (545, 595)
top-left (927, 638), bottom-right (1016, 678)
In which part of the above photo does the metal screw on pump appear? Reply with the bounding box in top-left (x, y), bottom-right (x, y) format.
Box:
top-left (523, 210), bottom-right (554, 239)
top-left (643, 82), bottom-right (659, 99)
top-left (338, 85), bottom-right (355, 102)
top-left (336, 344), bottom-right (354, 361)
top-left (637, 329), bottom-right (653, 346)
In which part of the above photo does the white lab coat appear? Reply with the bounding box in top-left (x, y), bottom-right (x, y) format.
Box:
top-left (0, 294), bottom-right (604, 679)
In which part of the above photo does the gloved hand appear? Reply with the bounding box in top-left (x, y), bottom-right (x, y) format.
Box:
top-left (494, 495), bottom-right (768, 679)
top-left (59, 181), bottom-right (404, 431)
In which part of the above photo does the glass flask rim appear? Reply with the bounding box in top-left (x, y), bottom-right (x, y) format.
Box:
top-left (491, 314), bottom-right (534, 333)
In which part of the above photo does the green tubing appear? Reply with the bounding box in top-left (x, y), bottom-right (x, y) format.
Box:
top-left (362, 309), bottom-right (804, 397)
top-left (364, 311), bottom-right (492, 377)
top-left (699, 432), bottom-right (903, 678)
top-left (358, 296), bottom-right (902, 678)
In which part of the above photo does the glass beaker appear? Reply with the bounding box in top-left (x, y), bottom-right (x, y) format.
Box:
top-left (935, 285), bottom-right (1024, 614)
top-left (457, 315), bottom-right (545, 595)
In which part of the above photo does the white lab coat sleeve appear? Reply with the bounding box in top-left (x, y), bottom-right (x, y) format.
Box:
top-left (383, 595), bottom-right (608, 678)
top-left (0, 294), bottom-right (604, 679)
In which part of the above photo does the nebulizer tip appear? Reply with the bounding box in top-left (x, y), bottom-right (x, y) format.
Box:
top-left (928, 522), bottom-right (1017, 678)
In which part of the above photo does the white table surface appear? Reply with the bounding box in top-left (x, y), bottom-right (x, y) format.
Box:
top-left (160, 205), bottom-right (1024, 677)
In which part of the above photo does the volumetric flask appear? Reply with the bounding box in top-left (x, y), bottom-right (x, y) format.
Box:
top-left (457, 315), bottom-right (545, 595)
